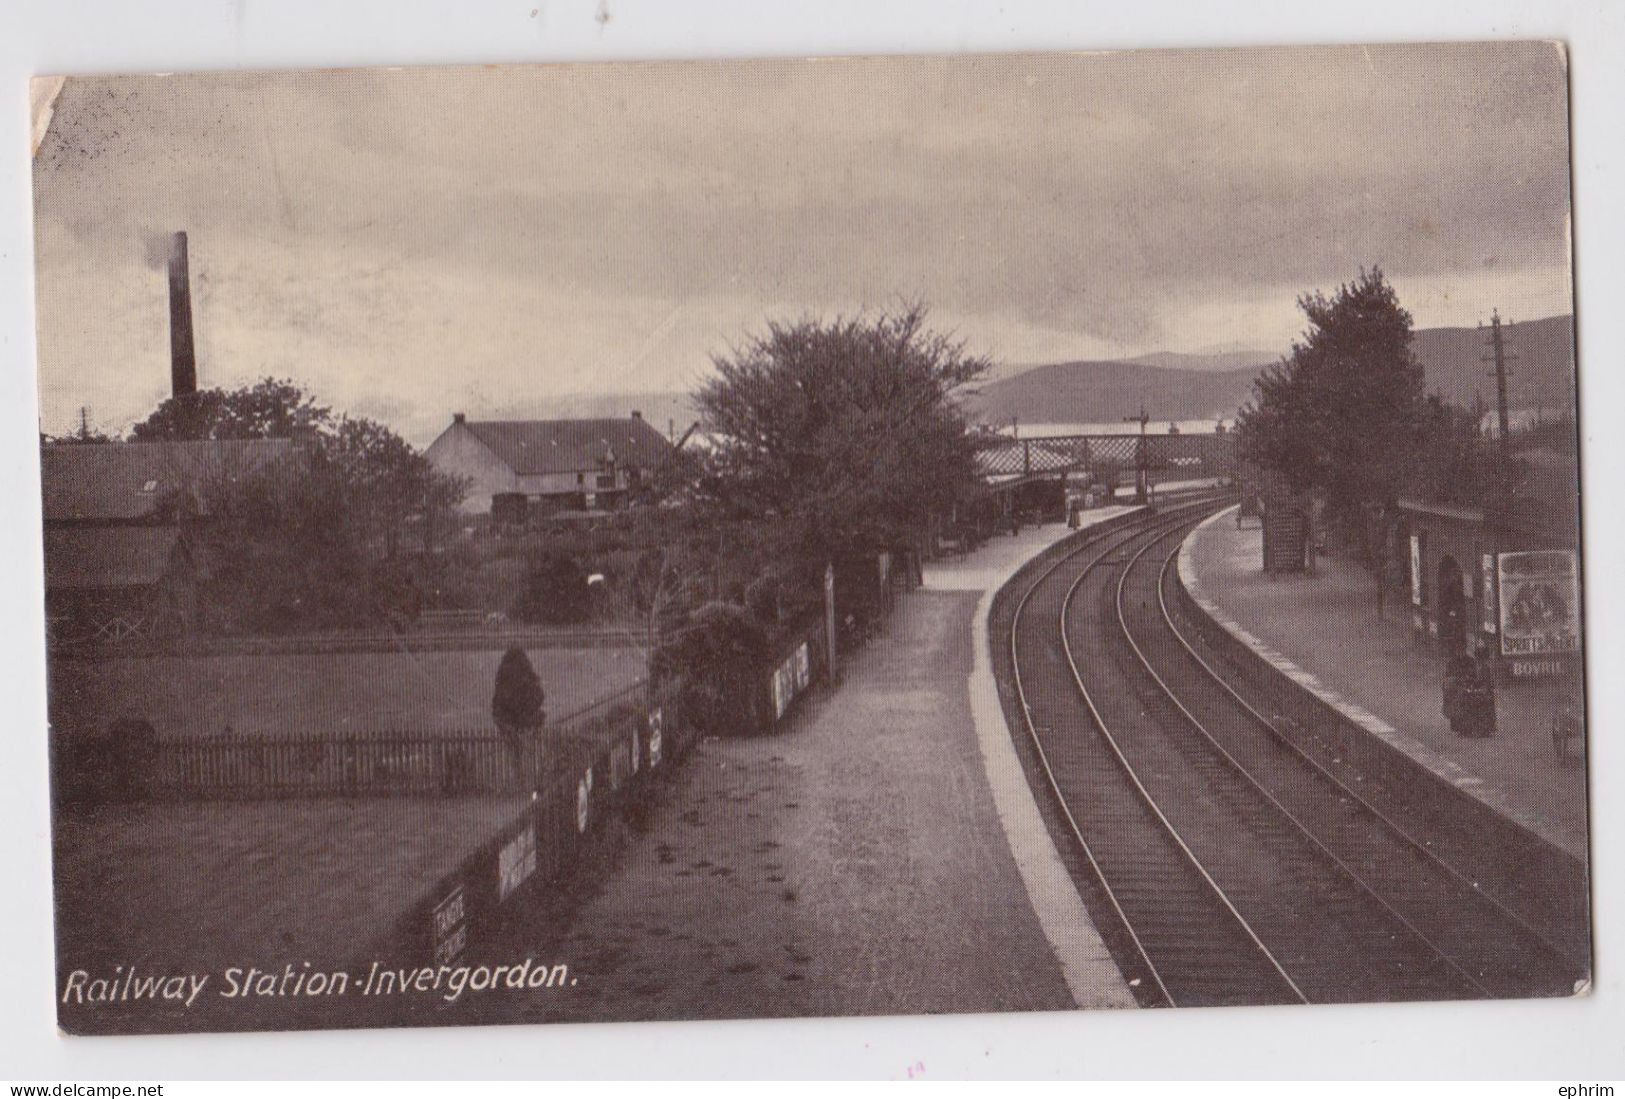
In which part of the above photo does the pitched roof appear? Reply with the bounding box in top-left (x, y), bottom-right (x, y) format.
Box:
top-left (461, 417), bottom-right (672, 476)
top-left (44, 526), bottom-right (183, 590)
top-left (40, 439), bottom-right (295, 523)
top-left (1399, 447), bottom-right (1581, 546)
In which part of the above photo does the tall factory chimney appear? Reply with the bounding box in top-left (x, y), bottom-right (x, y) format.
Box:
top-left (168, 231), bottom-right (197, 397)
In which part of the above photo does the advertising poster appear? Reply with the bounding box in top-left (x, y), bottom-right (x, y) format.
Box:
top-left (1497, 550), bottom-right (1581, 656)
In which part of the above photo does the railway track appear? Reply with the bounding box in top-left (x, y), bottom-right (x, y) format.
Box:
top-left (1006, 501), bottom-right (1585, 1008)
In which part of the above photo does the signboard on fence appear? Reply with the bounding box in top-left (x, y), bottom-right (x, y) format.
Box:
top-left (1497, 550), bottom-right (1580, 657)
top-left (432, 884), bottom-right (468, 966)
top-left (497, 823), bottom-right (538, 901)
top-left (771, 641), bottom-right (813, 720)
top-left (1410, 534), bottom-right (1423, 607)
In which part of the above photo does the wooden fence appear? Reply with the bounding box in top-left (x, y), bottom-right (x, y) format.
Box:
top-left (369, 568), bottom-right (896, 971)
top-left (142, 681), bottom-right (650, 801)
top-left (374, 682), bottom-right (693, 969)
top-left (52, 623), bottom-right (657, 659)
top-left (762, 610), bottom-right (829, 725)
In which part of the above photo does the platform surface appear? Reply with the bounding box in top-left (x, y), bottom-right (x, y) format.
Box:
top-left (505, 513), bottom-right (1140, 1022)
top-left (1184, 508), bottom-right (1588, 860)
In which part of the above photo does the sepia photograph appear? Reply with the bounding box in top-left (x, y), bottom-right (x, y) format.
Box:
top-left (26, 40), bottom-right (1590, 1041)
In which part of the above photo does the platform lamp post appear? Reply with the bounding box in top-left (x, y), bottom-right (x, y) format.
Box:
top-left (1124, 401), bottom-right (1151, 504)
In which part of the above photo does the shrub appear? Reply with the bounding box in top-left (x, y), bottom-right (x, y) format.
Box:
top-left (650, 602), bottom-right (770, 737)
top-left (492, 646), bottom-right (546, 732)
top-left (511, 551), bottom-right (591, 624)
top-left (743, 573), bottom-right (782, 626)
top-left (370, 557), bottom-right (423, 626)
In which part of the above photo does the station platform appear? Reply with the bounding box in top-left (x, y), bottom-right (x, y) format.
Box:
top-left (509, 510), bottom-right (1138, 1022)
top-left (1181, 507), bottom-right (1588, 861)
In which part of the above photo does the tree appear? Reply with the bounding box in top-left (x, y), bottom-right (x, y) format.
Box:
top-left (492, 646), bottom-right (547, 731)
top-left (130, 377), bottom-right (331, 441)
top-left (146, 385), bottom-right (467, 632)
top-left (1237, 269), bottom-right (1426, 517)
top-left (1238, 269), bottom-right (1458, 610)
top-left (693, 304), bottom-right (990, 588)
top-left (320, 415), bottom-right (460, 558)
top-left (1407, 395), bottom-right (1504, 508)
top-left (193, 448), bottom-right (374, 633)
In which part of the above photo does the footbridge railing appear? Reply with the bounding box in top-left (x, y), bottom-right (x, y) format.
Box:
top-left (975, 431), bottom-right (1237, 483)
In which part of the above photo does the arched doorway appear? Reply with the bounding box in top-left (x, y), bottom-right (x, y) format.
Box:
top-left (1436, 555), bottom-right (1467, 655)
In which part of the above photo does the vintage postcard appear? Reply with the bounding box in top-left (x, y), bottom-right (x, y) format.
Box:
top-left (30, 43), bottom-right (1587, 1036)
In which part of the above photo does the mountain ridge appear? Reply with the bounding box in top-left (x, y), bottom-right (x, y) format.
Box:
top-left (405, 315), bottom-right (1576, 444)
top-left (968, 314), bottom-right (1575, 426)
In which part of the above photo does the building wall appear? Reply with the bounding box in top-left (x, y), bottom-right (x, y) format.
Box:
top-left (1399, 499), bottom-right (1584, 682)
top-left (1403, 507), bottom-right (1532, 658)
top-left (424, 423), bottom-right (643, 514)
top-left (423, 425), bottom-right (520, 514)
top-left (1400, 510), bottom-right (1483, 655)
top-left (45, 538), bottom-right (196, 645)
top-left (513, 469), bottom-right (632, 496)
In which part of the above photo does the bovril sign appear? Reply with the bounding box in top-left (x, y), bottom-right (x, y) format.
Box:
top-left (1509, 657), bottom-right (1568, 679)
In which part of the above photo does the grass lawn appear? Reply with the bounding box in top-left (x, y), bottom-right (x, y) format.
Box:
top-left (48, 646), bottom-right (647, 740)
top-left (52, 794), bottom-right (529, 1031)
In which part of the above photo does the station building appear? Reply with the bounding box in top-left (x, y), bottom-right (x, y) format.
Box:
top-left (1395, 447), bottom-right (1581, 679)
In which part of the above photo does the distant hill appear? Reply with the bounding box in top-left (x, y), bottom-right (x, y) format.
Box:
top-left (1122, 349), bottom-right (1279, 373)
top-left (968, 314), bottom-right (1576, 426)
top-left (968, 360), bottom-right (1265, 425)
top-left (400, 315), bottom-right (1576, 447)
top-left (1410, 314), bottom-right (1576, 415)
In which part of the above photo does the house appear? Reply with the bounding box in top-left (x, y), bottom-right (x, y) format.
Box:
top-left (423, 412), bottom-right (674, 519)
top-left (41, 437), bottom-right (295, 526)
top-left (43, 526), bottom-right (196, 645)
top-left (40, 438), bottom-right (295, 644)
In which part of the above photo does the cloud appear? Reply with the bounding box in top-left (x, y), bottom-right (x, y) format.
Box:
top-left (32, 44), bottom-right (1574, 442)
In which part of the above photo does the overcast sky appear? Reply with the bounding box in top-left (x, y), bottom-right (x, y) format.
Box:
top-left (31, 42), bottom-right (1573, 444)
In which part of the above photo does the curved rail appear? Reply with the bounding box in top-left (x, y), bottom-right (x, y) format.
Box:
top-left (1055, 514), bottom-right (1309, 1004)
top-left (1150, 524), bottom-right (1586, 986)
top-left (1006, 509), bottom-right (1183, 1005)
top-left (1007, 497), bottom-right (1306, 1007)
top-left (1111, 522), bottom-right (1490, 998)
top-left (1008, 500), bottom-right (1580, 1006)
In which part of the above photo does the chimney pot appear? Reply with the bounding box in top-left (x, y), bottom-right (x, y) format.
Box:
top-left (630, 409), bottom-right (643, 420)
top-left (453, 412), bottom-right (466, 424)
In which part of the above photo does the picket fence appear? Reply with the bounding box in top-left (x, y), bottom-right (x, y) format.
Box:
top-left (147, 681), bottom-right (648, 800)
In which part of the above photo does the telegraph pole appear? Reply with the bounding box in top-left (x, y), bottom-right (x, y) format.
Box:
top-left (1483, 309), bottom-right (1516, 462)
